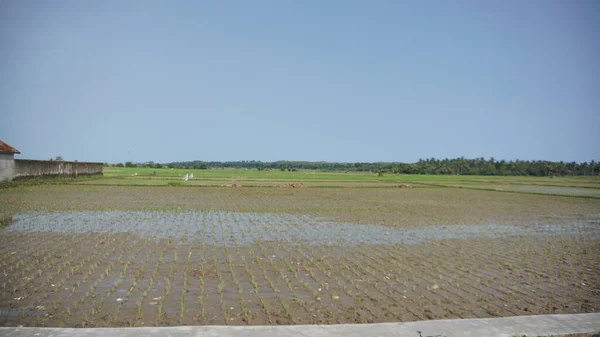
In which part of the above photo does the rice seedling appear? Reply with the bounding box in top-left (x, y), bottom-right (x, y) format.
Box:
top-left (155, 296), bottom-right (164, 327)
top-left (178, 289), bottom-right (186, 323)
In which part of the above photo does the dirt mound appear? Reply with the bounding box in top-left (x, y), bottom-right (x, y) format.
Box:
top-left (398, 184), bottom-right (412, 188)
top-left (230, 184), bottom-right (241, 188)
top-left (280, 182), bottom-right (305, 188)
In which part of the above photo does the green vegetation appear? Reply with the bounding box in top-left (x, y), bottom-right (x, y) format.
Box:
top-left (92, 167), bottom-right (600, 197)
top-left (109, 158), bottom-right (600, 177)
top-left (2, 166), bottom-right (599, 198)
top-left (102, 167), bottom-right (600, 182)
top-left (0, 175), bottom-right (99, 189)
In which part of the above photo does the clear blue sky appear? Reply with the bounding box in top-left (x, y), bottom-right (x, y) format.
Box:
top-left (1, 0), bottom-right (598, 163)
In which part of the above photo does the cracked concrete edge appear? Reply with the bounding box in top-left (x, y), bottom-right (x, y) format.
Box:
top-left (1, 313), bottom-right (599, 337)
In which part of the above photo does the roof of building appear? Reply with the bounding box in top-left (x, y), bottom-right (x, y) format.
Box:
top-left (0, 140), bottom-right (20, 154)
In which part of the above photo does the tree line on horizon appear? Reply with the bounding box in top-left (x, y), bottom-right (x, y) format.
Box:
top-left (113, 158), bottom-right (600, 177)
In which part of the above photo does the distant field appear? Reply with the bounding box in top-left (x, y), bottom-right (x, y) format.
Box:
top-left (96, 167), bottom-right (600, 197)
top-left (104, 167), bottom-right (386, 180)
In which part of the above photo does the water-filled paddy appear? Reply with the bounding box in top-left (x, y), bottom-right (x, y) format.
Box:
top-left (1, 185), bottom-right (598, 327)
top-left (4, 210), bottom-right (600, 246)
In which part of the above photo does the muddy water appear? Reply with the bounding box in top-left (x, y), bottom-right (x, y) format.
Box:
top-left (3, 210), bottom-right (599, 246)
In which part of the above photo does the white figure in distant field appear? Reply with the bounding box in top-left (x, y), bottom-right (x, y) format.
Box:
top-left (184, 174), bottom-right (189, 181)
top-left (189, 173), bottom-right (194, 179)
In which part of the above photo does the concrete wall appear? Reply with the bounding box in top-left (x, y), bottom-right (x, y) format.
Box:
top-left (13, 160), bottom-right (103, 179)
top-left (0, 153), bottom-right (16, 182)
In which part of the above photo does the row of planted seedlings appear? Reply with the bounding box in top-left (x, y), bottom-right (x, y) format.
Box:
top-left (0, 231), bottom-right (65, 300)
top-left (55, 219), bottom-right (157, 328)
top-left (332, 223), bottom-right (531, 320)
top-left (241, 211), bottom-right (322, 324)
top-left (0, 229), bottom-right (118, 327)
top-left (265, 201), bottom-right (473, 323)
top-left (226, 199), bottom-right (395, 323)
top-left (33, 209), bottom-right (186, 327)
top-left (188, 209), bottom-right (592, 320)
top-left (349, 241), bottom-right (477, 320)
top-left (209, 210), bottom-right (264, 325)
top-left (138, 209), bottom-right (246, 326)
top-left (96, 210), bottom-right (191, 327)
top-left (6, 232), bottom-right (87, 325)
top-left (446, 236), bottom-right (557, 315)
top-left (141, 210), bottom-right (201, 327)
top-left (66, 233), bottom-right (146, 327)
top-left (366, 235), bottom-right (571, 319)
top-left (221, 212), bottom-right (252, 324)
top-left (258, 197), bottom-right (576, 321)
top-left (208, 211), bottom-right (229, 324)
top-left (164, 210), bottom-right (217, 326)
top-left (192, 209), bottom-right (210, 324)
top-left (112, 221), bottom-right (171, 327)
top-left (7, 206), bottom-right (594, 326)
top-left (442, 230), bottom-right (597, 314)
top-left (463, 234), bottom-right (580, 314)
top-left (237, 212), bottom-right (296, 324)
top-left (258, 210), bottom-right (406, 323)
top-left (275, 214), bottom-right (344, 315)
top-left (535, 232), bottom-right (598, 313)
top-left (174, 209), bottom-right (248, 325)
top-left (70, 209), bottom-right (199, 327)
top-left (234, 213), bottom-right (283, 325)
top-left (175, 210), bottom-right (214, 326)
top-left (283, 211), bottom-right (428, 323)
top-left (499, 236), bottom-right (572, 313)
top-left (197, 209), bottom-right (319, 325)
top-left (253, 206), bottom-right (399, 323)
top-left (453, 233), bottom-right (599, 314)
top-left (345, 232), bottom-right (523, 320)
top-left (0, 209), bottom-right (158, 307)
top-left (326, 234), bottom-right (469, 320)
top-left (418, 235), bottom-right (560, 316)
top-left (268, 212), bottom-right (373, 323)
top-left (189, 210), bottom-right (268, 324)
top-left (0, 231), bottom-right (62, 318)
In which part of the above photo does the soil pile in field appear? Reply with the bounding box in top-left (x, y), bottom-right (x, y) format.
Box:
top-left (280, 182), bottom-right (305, 188)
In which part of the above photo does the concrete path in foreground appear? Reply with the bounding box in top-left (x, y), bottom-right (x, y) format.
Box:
top-left (1, 313), bottom-right (599, 337)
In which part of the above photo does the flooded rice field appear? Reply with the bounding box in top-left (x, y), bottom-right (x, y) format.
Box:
top-left (0, 185), bottom-right (599, 327)
top-left (4, 210), bottom-right (600, 246)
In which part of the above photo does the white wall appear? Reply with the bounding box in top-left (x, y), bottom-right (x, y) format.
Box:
top-left (0, 153), bottom-right (15, 182)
